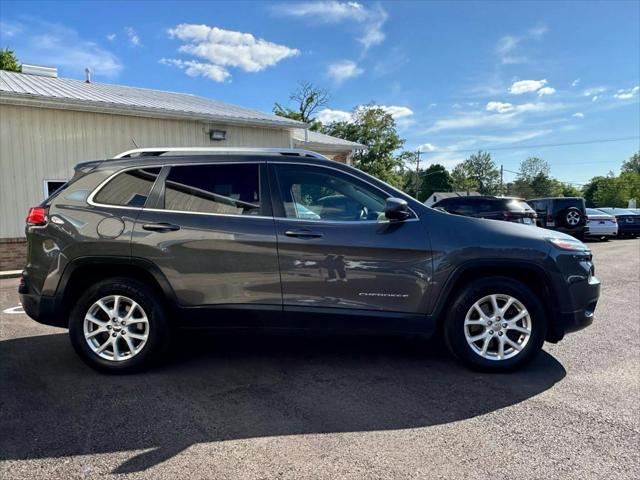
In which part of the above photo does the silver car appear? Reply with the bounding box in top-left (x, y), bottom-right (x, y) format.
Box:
top-left (585, 208), bottom-right (618, 240)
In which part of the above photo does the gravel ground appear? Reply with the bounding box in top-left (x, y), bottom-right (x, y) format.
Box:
top-left (1, 239), bottom-right (638, 480)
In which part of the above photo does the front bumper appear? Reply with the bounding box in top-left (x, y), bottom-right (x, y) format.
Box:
top-left (547, 272), bottom-right (600, 342)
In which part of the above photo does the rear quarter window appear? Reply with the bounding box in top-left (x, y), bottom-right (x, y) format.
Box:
top-left (93, 168), bottom-right (161, 208)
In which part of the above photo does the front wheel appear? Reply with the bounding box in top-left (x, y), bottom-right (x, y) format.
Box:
top-left (69, 278), bottom-right (169, 373)
top-left (443, 278), bottom-right (547, 372)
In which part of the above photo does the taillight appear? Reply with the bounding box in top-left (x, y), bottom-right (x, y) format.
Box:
top-left (611, 217), bottom-right (617, 224)
top-left (547, 213), bottom-right (553, 222)
top-left (26, 207), bottom-right (47, 226)
top-left (502, 211), bottom-right (511, 220)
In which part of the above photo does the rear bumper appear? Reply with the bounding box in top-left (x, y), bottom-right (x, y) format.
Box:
top-left (18, 273), bottom-right (67, 328)
top-left (617, 224), bottom-right (640, 234)
top-left (586, 227), bottom-right (618, 237)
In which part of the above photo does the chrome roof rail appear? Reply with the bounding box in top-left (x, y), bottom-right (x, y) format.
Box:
top-left (113, 147), bottom-right (328, 160)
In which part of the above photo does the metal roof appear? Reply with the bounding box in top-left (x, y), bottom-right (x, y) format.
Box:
top-left (0, 70), bottom-right (305, 129)
top-left (292, 128), bottom-right (364, 151)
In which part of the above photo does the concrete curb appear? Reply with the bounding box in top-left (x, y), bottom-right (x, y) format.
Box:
top-left (0, 270), bottom-right (22, 279)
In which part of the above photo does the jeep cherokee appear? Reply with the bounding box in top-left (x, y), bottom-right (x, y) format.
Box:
top-left (19, 148), bottom-right (600, 373)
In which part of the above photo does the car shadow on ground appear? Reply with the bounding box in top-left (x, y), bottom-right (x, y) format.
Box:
top-left (0, 332), bottom-right (566, 474)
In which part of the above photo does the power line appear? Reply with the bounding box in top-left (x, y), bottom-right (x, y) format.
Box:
top-left (417, 136), bottom-right (640, 154)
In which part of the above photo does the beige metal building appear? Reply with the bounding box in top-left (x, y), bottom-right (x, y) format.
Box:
top-left (0, 68), bottom-right (363, 269)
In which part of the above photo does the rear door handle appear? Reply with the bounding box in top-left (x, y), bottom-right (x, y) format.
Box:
top-left (284, 229), bottom-right (323, 239)
top-left (142, 223), bottom-right (181, 232)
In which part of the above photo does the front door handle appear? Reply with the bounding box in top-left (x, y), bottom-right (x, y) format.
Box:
top-left (284, 229), bottom-right (323, 239)
top-left (142, 223), bottom-right (181, 233)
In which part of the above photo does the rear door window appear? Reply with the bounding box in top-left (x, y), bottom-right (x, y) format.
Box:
top-left (163, 163), bottom-right (262, 216)
top-left (94, 167), bottom-right (161, 207)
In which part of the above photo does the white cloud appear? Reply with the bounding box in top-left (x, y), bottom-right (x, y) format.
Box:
top-left (417, 143), bottom-right (436, 152)
top-left (165, 24), bottom-right (299, 81)
top-left (509, 79), bottom-right (548, 95)
top-left (316, 104), bottom-right (414, 124)
top-left (381, 105), bottom-right (414, 119)
top-left (486, 101), bottom-right (514, 113)
top-left (572, 78), bottom-right (580, 87)
top-left (426, 102), bottom-right (565, 132)
top-left (537, 86), bottom-right (556, 96)
top-left (425, 112), bottom-right (518, 132)
top-left (573, 112), bottom-right (584, 118)
top-left (106, 33), bottom-right (116, 42)
top-left (583, 86), bottom-right (607, 96)
top-left (317, 108), bottom-right (353, 124)
top-left (160, 58), bottom-right (230, 82)
top-left (327, 60), bottom-right (363, 82)
top-left (0, 21), bottom-right (23, 38)
top-left (125, 27), bottom-right (140, 47)
top-left (273, 1), bottom-right (388, 49)
top-left (614, 85), bottom-right (639, 100)
top-left (528, 25), bottom-right (548, 39)
top-left (1, 19), bottom-right (121, 77)
top-left (592, 96), bottom-right (598, 102)
top-left (495, 25), bottom-right (548, 64)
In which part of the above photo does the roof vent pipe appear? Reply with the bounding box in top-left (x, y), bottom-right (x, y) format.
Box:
top-left (85, 67), bottom-right (91, 84)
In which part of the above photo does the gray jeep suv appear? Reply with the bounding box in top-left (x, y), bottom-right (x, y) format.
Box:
top-left (19, 148), bottom-right (600, 373)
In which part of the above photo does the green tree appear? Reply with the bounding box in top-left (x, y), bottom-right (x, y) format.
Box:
top-left (397, 151), bottom-right (420, 196)
top-left (621, 151), bottom-right (640, 174)
top-left (323, 106), bottom-right (405, 186)
top-left (419, 164), bottom-right (453, 201)
top-left (517, 157), bottom-right (551, 181)
top-left (589, 173), bottom-right (629, 207)
top-left (560, 182), bottom-right (582, 197)
top-left (0, 48), bottom-right (20, 72)
top-left (451, 162), bottom-right (479, 193)
top-left (273, 82), bottom-right (328, 131)
top-left (450, 151), bottom-right (500, 194)
top-left (582, 176), bottom-right (605, 207)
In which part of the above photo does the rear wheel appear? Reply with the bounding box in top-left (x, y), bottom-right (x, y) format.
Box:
top-left (443, 278), bottom-right (546, 372)
top-left (69, 278), bottom-right (169, 373)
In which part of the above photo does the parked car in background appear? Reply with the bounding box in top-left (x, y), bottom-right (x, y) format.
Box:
top-left (430, 196), bottom-right (537, 225)
top-left (585, 208), bottom-right (618, 240)
top-left (596, 208), bottom-right (640, 237)
top-left (527, 197), bottom-right (587, 239)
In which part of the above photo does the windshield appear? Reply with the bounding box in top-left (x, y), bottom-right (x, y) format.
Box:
top-left (587, 208), bottom-right (609, 215)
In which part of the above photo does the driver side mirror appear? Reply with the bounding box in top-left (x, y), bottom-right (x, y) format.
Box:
top-left (385, 197), bottom-right (410, 221)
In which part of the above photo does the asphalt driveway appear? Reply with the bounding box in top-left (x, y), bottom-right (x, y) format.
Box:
top-left (1, 239), bottom-right (638, 479)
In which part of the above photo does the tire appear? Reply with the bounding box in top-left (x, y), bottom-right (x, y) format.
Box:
top-left (69, 277), bottom-right (170, 373)
top-left (560, 207), bottom-right (583, 229)
top-left (443, 277), bottom-right (547, 372)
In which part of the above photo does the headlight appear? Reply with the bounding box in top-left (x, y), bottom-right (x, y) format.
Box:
top-left (547, 237), bottom-right (587, 251)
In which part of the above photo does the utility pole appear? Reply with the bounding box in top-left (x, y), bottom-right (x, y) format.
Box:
top-left (414, 150), bottom-right (422, 198)
top-left (500, 164), bottom-right (504, 196)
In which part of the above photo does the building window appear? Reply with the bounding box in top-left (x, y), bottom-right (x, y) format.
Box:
top-left (43, 180), bottom-right (68, 199)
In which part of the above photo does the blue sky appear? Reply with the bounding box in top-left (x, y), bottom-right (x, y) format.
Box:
top-left (1, 0), bottom-right (638, 185)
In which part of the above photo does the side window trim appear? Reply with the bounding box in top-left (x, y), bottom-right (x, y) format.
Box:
top-left (269, 162), bottom-right (419, 223)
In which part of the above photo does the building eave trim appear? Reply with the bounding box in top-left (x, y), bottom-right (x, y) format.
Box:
top-left (0, 92), bottom-right (307, 130)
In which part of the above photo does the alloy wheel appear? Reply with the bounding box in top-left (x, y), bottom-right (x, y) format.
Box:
top-left (567, 210), bottom-right (581, 226)
top-left (463, 294), bottom-right (532, 361)
top-left (83, 295), bottom-right (149, 362)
